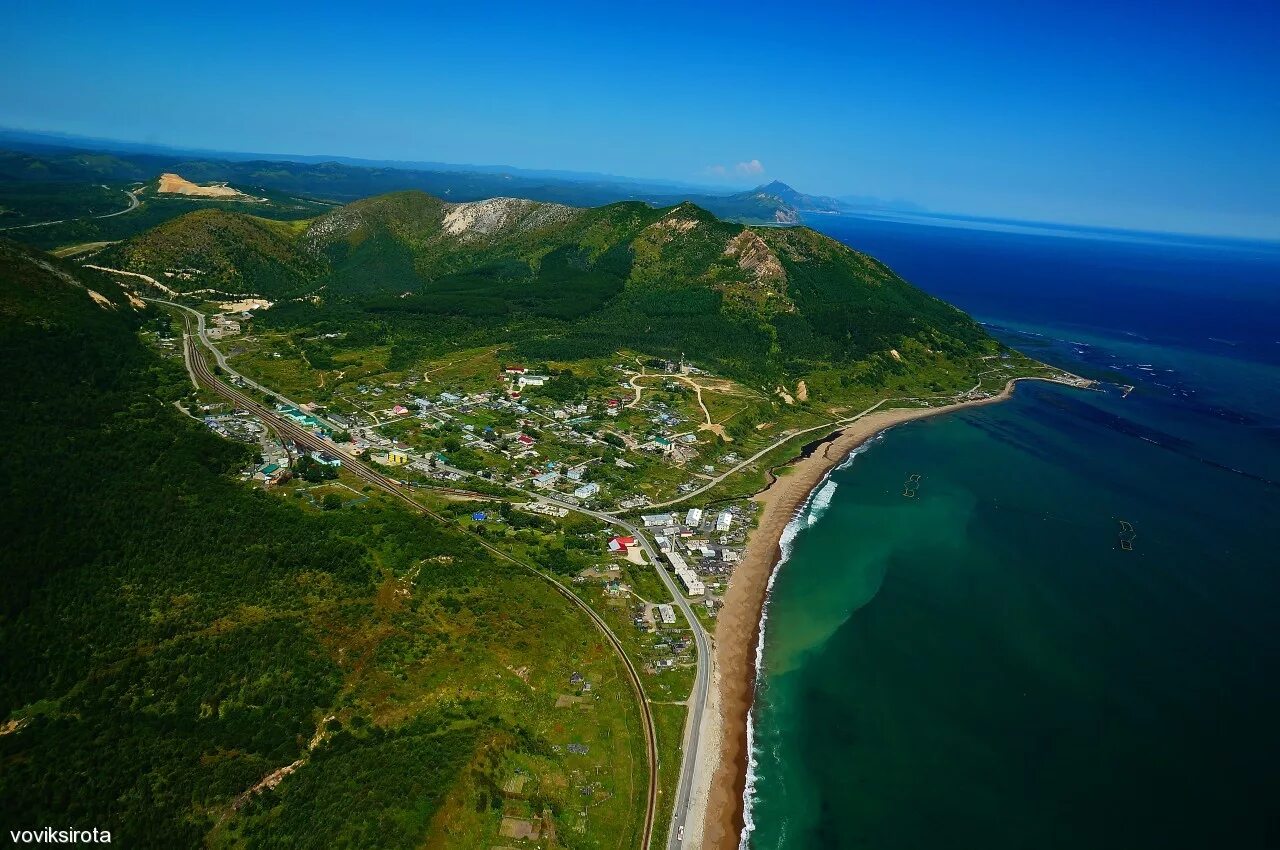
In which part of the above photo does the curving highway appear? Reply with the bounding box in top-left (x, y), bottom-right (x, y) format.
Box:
top-left (0, 186), bottom-right (141, 231)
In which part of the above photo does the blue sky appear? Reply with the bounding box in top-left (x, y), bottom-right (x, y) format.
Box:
top-left (2, 0), bottom-right (1278, 238)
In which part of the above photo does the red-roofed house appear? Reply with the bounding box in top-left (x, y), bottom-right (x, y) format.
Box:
top-left (607, 535), bottom-right (637, 554)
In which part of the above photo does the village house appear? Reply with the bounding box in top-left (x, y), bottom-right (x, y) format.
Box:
top-left (607, 535), bottom-right (636, 554)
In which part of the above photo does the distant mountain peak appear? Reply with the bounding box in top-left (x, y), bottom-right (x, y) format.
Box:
top-left (729, 180), bottom-right (843, 220)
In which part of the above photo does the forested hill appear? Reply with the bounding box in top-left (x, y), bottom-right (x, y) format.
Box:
top-left (0, 142), bottom-right (810, 226)
top-left (97, 191), bottom-right (999, 385)
top-left (0, 239), bottom-right (646, 847)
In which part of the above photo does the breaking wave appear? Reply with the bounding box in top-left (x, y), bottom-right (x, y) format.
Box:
top-left (738, 435), bottom-right (880, 849)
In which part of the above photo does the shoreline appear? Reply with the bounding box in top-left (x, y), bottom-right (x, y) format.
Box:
top-left (695, 377), bottom-right (1084, 849)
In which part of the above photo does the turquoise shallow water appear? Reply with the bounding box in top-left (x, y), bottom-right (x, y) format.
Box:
top-left (745, 220), bottom-right (1280, 849)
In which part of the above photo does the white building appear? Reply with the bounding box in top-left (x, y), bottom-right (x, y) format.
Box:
top-left (666, 551), bottom-right (705, 596)
top-left (684, 508), bottom-right (704, 528)
top-left (656, 604), bottom-right (677, 625)
top-left (642, 513), bottom-right (675, 527)
top-left (523, 501), bottom-right (568, 518)
top-left (573, 482), bottom-right (600, 500)
top-left (715, 510), bottom-right (734, 532)
top-left (518, 374), bottom-right (548, 388)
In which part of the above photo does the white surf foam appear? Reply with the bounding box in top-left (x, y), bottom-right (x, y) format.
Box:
top-left (738, 435), bottom-right (880, 849)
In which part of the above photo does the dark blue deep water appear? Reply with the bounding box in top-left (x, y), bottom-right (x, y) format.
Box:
top-left (744, 214), bottom-right (1280, 849)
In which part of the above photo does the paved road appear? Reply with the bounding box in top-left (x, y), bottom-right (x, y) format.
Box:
top-left (156, 299), bottom-right (662, 850)
top-left (599, 514), bottom-right (710, 850)
top-left (0, 186), bottom-right (141, 231)
top-left (417, 464), bottom-right (709, 849)
top-left (151, 296), bottom-right (1067, 850)
top-left (101, 186), bottom-right (142, 218)
top-left (647, 399), bottom-right (890, 510)
top-left (138, 293), bottom-right (345, 432)
top-left (645, 369), bottom-right (1096, 512)
top-left (382, 462), bottom-right (711, 847)
top-left (512, 493), bottom-right (712, 850)
top-left (169, 292), bottom-right (707, 849)
top-left (147, 295), bottom-right (1084, 850)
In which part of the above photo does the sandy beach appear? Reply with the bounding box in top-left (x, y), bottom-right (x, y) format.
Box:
top-left (694, 378), bottom-right (1083, 849)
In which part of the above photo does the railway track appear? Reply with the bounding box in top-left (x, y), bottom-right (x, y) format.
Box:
top-left (171, 308), bottom-right (660, 849)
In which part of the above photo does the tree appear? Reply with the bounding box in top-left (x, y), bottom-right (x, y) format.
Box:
top-left (296, 455), bottom-right (338, 483)
top-left (322, 493), bottom-right (342, 511)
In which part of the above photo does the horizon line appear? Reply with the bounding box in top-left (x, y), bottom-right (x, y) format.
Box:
top-left (3, 124), bottom-right (1277, 247)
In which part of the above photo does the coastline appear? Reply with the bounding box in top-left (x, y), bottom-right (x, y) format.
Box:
top-left (695, 377), bottom-right (1080, 849)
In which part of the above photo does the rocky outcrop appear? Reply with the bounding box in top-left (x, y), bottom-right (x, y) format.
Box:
top-left (441, 197), bottom-right (575, 240)
top-left (303, 206), bottom-right (363, 252)
top-left (724, 230), bottom-right (785, 285)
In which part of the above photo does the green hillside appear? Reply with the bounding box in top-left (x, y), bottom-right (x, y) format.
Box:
top-left (96, 209), bottom-right (323, 296)
top-left (0, 240), bottom-right (647, 848)
top-left (0, 143), bottom-right (804, 231)
top-left (96, 190), bottom-right (999, 389)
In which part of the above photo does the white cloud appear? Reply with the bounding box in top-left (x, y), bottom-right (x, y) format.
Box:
top-left (704, 164), bottom-right (727, 176)
top-left (735, 159), bottom-right (765, 176)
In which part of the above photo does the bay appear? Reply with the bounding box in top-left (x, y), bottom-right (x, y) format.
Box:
top-left (744, 214), bottom-right (1280, 849)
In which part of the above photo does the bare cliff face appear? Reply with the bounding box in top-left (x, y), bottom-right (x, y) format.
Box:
top-left (303, 193), bottom-right (578, 254)
top-left (721, 229), bottom-right (793, 312)
top-left (440, 197), bottom-right (576, 241)
top-left (724, 230), bottom-right (785, 285)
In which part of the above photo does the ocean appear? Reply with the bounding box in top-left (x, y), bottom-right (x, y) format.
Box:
top-left (742, 213), bottom-right (1280, 849)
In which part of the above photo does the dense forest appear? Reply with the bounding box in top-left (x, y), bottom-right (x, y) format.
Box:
top-left (0, 140), bottom-right (799, 241)
top-left (0, 240), bottom-right (645, 848)
top-left (88, 189), bottom-right (998, 392)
